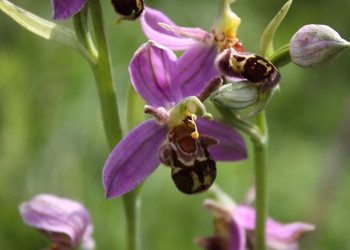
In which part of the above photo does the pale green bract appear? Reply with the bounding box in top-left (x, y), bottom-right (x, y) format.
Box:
top-left (260, 0), bottom-right (292, 57)
top-left (0, 0), bottom-right (95, 64)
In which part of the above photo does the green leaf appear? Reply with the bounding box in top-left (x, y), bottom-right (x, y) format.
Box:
top-left (260, 0), bottom-right (292, 57)
top-left (0, 0), bottom-right (95, 64)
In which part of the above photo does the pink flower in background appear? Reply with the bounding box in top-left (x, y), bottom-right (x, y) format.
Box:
top-left (196, 199), bottom-right (315, 250)
top-left (19, 194), bottom-right (95, 250)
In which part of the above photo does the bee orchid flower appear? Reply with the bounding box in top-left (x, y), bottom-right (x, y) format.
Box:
top-left (141, 0), bottom-right (281, 91)
top-left (102, 41), bottom-right (247, 199)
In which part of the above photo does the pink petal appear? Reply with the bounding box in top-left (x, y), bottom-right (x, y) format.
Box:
top-left (52, 0), bottom-right (87, 20)
top-left (202, 199), bottom-right (246, 250)
top-left (19, 194), bottom-right (94, 248)
top-left (103, 119), bottom-right (168, 198)
top-left (159, 23), bottom-right (212, 44)
top-left (178, 44), bottom-right (219, 97)
top-left (266, 221), bottom-right (315, 245)
top-left (232, 205), bottom-right (256, 230)
top-left (233, 205), bottom-right (315, 249)
top-left (141, 7), bottom-right (199, 50)
top-left (196, 118), bottom-right (247, 161)
top-left (129, 41), bottom-right (183, 108)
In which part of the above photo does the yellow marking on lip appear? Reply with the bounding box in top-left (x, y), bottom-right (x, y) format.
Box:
top-left (204, 171), bottom-right (212, 185)
top-left (190, 171), bottom-right (202, 192)
top-left (257, 59), bottom-right (273, 75)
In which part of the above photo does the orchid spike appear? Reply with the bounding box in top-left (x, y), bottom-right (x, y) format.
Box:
top-left (140, 3), bottom-right (281, 91)
top-left (103, 41), bottom-right (247, 198)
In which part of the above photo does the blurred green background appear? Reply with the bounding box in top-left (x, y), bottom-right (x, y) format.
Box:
top-left (1, 0), bottom-right (350, 249)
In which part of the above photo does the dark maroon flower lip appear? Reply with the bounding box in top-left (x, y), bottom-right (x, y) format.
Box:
top-left (215, 48), bottom-right (281, 92)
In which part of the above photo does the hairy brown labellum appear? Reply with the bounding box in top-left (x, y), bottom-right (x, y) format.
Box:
top-left (216, 48), bottom-right (281, 91)
top-left (158, 123), bottom-right (217, 194)
top-left (111, 0), bottom-right (144, 20)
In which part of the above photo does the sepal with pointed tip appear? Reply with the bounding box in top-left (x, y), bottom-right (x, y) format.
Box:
top-left (52, 0), bottom-right (87, 20)
top-left (211, 82), bottom-right (259, 110)
top-left (260, 0), bottom-right (293, 57)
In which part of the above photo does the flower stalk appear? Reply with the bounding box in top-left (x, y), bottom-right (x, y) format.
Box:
top-left (122, 189), bottom-right (141, 250)
top-left (215, 105), bottom-right (268, 250)
top-left (85, 0), bottom-right (138, 249)
top-left (253, 111), bottom-right (268, 250)
top-left (267, 44), bottom-right (291, 68)
top-left (88, 0), bottom-right (122, 149)
top-left (214, 105), bottom-right (263, 143)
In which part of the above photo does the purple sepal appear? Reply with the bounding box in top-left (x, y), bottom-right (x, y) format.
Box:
top-left (141, 7), bottom-right (198, 50)
top-left (129, 41), bottom-right (183, 108)
top-left (51, 0), bottom-right (87, 20)
top-left (233, 205), bottom-right (315, 249)
top-left (198, 199), bottom-right (246, 250)
top-left (19, 194), bottom-right (95, 249)
top-left (196, 218), bottom-right (246, 250)
top-left (228, 218), bottom-right (246, 250)
top-left (196, 118), bottom-right (247, 161)
top-left (159, 23), bottom-right (212, 44)
top-left (178, 44), bottom-right (219, 97)
top-left (103, 119), bottom-right (168, 199)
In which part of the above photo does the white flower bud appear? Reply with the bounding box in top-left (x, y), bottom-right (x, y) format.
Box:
top-left (290, 24), bottom-right (350, 68)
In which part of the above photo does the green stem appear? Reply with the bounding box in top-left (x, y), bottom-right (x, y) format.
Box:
top-left (122, 189), bottom-right (141, 250)
top-left (267, 44), bottom-right (291, 68)
top-left (215, 104), bottom-right (264, 142)
top-left (121, 85), bottom-right (145, 250)
top-left (253, 111), bottom-right (268, 250)
top-left (87, 1), bottom-right (140, 250)
top-left (215, 104), bottom-right (268, 250)
top-left (88, 0), bottom-right (122, 149)
top-left (207, 184), bottom-right (237, 206)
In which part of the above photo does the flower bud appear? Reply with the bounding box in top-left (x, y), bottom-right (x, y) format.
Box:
top-left (290, 24), bottom-right (350, 68)
top-left (210, 82), bottom-right (259, 109)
